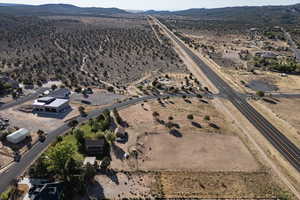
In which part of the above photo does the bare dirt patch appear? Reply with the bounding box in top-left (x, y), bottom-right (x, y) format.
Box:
top-left (137, 133), bottom-right (259, 172)
top-left (91, 172), bottom-right (158, 199)
top-left (112, 97), bottom-right (259, 173)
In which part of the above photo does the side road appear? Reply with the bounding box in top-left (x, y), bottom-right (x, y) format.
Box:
top-left (0, 92), bottom-right (206, 194)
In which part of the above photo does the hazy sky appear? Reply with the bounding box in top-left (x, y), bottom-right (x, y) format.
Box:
top-left (2, 0), bottom-right (300, 10)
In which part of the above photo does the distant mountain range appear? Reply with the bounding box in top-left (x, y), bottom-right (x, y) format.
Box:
top-left (145, 4), bottom-right (300, 24)
top-left (0, 3), bottom-right (128, 16)
top-left (1, 2), bottom-right (300, 24)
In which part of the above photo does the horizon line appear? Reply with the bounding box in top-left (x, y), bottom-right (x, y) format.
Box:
top-left (0, 2), bottom-right (298, 12)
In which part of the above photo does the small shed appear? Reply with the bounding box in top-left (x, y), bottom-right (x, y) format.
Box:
top-left (83, 157), bottom-right (96, 166)
top-left (7, 128), bottom-right (30, 144)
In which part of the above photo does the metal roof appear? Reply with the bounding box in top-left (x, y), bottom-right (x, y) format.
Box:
top-left (7, 128), bottom-right (30, 140)
top-left (33, 98), bottom-right (69, 108)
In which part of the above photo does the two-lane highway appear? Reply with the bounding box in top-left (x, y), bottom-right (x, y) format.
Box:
top-left (152, 16), bottom-right (300, 172)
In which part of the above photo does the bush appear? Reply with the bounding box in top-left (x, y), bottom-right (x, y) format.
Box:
top-left (152, 111), bottom-right (159, 117)
top-left (204, 115), bottom-right (210, 121)
top-left (187, 114), bottom-right (194, 120)
top-left (256, 90), bottom-right (265, 97)
top-left (0, 187), bottom-right (12, 200)
top-left (0, 131), bottom-right (10, 141)
top-left (56, 136), bottom-right (63, 143)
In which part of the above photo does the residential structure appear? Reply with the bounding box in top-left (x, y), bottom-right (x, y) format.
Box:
top-left (6, 128), bottom-right (30, 144)
top-left (85, 139), bottom-right (106, 155)
top-left (28, 182), bottom-right (64, 200)
top-left (33, 97), bottom-right (70, 113)
top-left (83, 157), bottom-right (96, 166)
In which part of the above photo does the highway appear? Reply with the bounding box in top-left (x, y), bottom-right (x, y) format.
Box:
top-left (284, 30), bottom-right (300, 63)
top-left (0, 92), bottom-right (205, 194)
top-left (152, 17), bottom-right (300, 172)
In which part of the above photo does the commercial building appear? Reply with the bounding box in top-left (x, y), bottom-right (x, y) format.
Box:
top-left (33, 97), bottom-right (70, 113)
top-left (7, 128), bottom-right (30, 144)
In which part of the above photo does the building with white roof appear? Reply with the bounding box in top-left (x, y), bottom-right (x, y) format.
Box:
top-left (7, 128), bottom-right (30, 144)
top-left (33, 96), bottom-right (70, 113)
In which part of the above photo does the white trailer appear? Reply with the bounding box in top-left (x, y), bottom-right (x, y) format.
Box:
top-left (6, 128), bottom-right (30, 144)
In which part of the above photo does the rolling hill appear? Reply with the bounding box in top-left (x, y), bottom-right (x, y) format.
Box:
top-left (145, 4), bottom-right (300, 25)
top-left (0, 3), bottom-right (128, 16)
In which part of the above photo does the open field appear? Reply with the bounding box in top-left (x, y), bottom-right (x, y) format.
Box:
top-left (91, 172), bottom-right (158, 199)
top-left (113, 97), bottom-right (260, 172)
top-left (102, 97), bottom-right (289, 198)
top-left (136, 133), bottom-right (259, 171)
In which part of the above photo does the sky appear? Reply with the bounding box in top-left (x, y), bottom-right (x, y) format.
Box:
top-left (1, 0), bottom-right (300, 10)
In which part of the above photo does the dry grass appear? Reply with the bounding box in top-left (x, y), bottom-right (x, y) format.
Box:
top-left (160, 171), bottom-right (282, 199)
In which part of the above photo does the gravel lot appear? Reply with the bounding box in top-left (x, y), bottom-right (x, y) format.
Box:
top-left (71, 90), bottom-right (126, 106)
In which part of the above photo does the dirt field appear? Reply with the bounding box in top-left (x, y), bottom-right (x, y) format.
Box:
top-left (137, 133), bottom-right (259, 171)
top-left (111, 97), bottom-right (260, 172)
top-left (90, 172), bottom-right (158, 199)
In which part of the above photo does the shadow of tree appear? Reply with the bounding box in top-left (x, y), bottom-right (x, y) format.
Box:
top-left (209, 123), bottom-right (220, 129)
top-left (87, 181), bottom-right (105, 199)
top-left (184, 99), bottom-right (192, 104)
top-left (191, 121), bottom-right (202, 128)
top-left (262, 98), bottom-right (277, 104)
top-left (169, 129), bottom-right (182, 138)
top-left (112, 143), bottom-right (125, 161)
top-left (200, 99), bottom-right (209, 104)
top-left (168, 100), bottom-right (174, 104)
top-left (105, 169), bottom-right (119, 185)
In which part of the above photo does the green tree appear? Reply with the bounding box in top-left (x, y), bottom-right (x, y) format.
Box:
top-left (78, 106), bottom-right (86, 117)
top-left (74, 129), bottom-right (85, 145)
top-left (64, 157), bottom-right (80, 181)
top-left (46, 141), bottom-right (76, 176)
top-left (105, 130), bottom-right (116, 145)
top-left (204, 115), bottom-right (210, 121)
top-left (68, 120), bottom-right (79, 132)
top-left (37, 129), bottom-right (46, 142)
top-left (100, 156), bottom-right (111, 170)
top-left (51, 84), bottom-right (57, 91)
top-left (256, 90), bottom-right (265, 97)
top-left (187, 114), bottom-right (194, 120)
top-left (29, 156), bottom-right (49, 178)
top-left (84, 163), bottom-right (96, 182)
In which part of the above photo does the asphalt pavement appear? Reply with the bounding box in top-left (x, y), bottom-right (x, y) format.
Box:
top-left (0, 92), bottom-right (208, 194)
top-left (153, 17), bottom-right (300, 172)
top-left (0, 88), bottom-right (48, 111)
